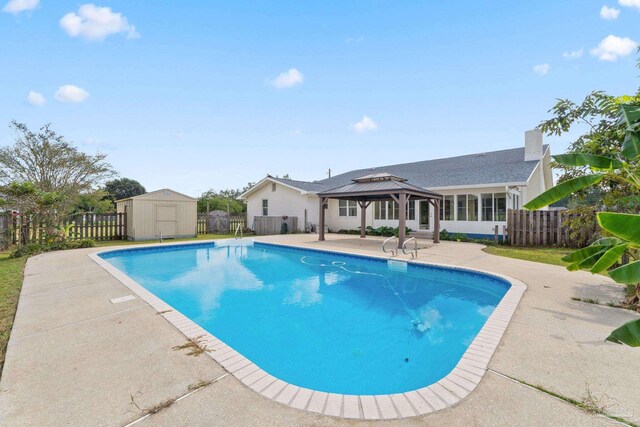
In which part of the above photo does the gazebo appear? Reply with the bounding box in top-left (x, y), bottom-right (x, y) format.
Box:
top-left (317, 173), bottom-right (443, 248)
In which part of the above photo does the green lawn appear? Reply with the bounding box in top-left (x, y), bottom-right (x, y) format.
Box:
top-left (0, 233), bottom-right (238, 378)
top-left (0, 252), bottom-right (27, 376)
top-left (481, 245), bottom-right (574, 267)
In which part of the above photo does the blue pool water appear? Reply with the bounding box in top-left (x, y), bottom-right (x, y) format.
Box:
top-left (100, 241), bottom-right (510, 395)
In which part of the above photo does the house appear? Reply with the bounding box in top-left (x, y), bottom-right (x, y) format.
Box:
top-left (116, 189), bottom-right (197, 240)
top-left (239, 130), bottom-right (553, 238)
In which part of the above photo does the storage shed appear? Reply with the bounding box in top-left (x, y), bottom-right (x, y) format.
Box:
top-left (116, 189), bottom-right (197, 241)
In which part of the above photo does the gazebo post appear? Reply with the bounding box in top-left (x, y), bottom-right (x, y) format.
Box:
top-left (358, 201), bottom-right (371, 238)
top-left (433, 198), bottom-right (441, 243)
top-left (359, 201), bottom-right (366, 238)
top-left (398, 193), bottom-right (406, 249)
top-left (318, 197), bottom-right (326, 241)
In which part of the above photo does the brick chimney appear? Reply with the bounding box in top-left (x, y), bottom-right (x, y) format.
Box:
top-left (524, 129), bottom-right (543, 161)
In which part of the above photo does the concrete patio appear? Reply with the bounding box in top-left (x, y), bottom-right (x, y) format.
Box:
top-left (1, 234), bottom-right (638, 426)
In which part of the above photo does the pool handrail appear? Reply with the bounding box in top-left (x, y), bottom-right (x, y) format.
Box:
top-left (402, 237), bottom-right (417, 258)
top-left (382, 236), bottom-right (397, 256)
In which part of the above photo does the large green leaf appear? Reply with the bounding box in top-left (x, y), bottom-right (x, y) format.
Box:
top-left (562, 245), bottom-right (608, 263)
top-left (524, 175), bottom-right (604, 210)
top-left (606, 319), bottom-right (640, 347)
top-left (591, 237), bottom-right (623, 246)
top-left (609, 260), bottom-right (640, 284)
top-left (553, 153), bottom-right (623, 170)
top-left (620, 104), bottom-right (640, 129)
top-left (621, 131), bottom-right (640, 161)
top-left (590, 244), bottom-right (628, 274)
top-left (597, 212), bottom-right (640, 246)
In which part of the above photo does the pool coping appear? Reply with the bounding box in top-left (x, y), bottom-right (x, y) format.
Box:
top-left (88, 238), bottom-right (527, 420)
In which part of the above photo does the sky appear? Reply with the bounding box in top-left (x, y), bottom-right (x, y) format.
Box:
top-left (1, 1), bottom-right (639, 197)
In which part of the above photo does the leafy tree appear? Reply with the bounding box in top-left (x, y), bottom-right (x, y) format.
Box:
top-left (73, 190), bottom-right (114, 214)
top-left (103, 178), bottom-right (146, 202)
top-left (539, 91), bottom-right (640, 211)
top-left (198, 189), bottom-right (246, 214)
top-left (525, 103), bottom-right (640, 347)
top-left (0, 121), bottom-right (115, 216)
top-left (196, 182), bottom-right (255, 214)
top-left (0, 182), bottom-right (62, 244)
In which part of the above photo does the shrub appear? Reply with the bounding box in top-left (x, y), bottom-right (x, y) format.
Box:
top-left (10, 239), bottom-right (95, 258)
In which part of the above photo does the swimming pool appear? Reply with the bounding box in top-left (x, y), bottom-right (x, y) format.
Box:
top-left (94, 240), bottom-right (525, 417)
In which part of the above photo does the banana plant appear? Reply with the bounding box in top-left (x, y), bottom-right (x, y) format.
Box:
top-left (524, 103), bottom-right (640, 347)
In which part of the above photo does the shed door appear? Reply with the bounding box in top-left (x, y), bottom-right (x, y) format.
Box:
top-left (156, 205), bottom-right (177, 237)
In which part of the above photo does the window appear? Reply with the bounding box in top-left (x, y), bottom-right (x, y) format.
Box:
top-left (481, 193), bottom-right (493, 221)
top-left (457, 195), bottom-right (467, 221)
top-left (271, 183), bottom-right (276, 192)
top-left (511, 194), bottom-right (519, 210)
top-left (468, 194), bottom-right (478, 221)
top-left (374, 201), bottom-right (387, 220)
top-left (440, 195), bottom-right (454, 220)
top-left (374, 201), bottom-right (402, 220)
top-left (262, 199), bottom-right (268, 216)
top-left (339, 200), bottom-right (358, 217)
top-left (407, 200), bottom-right (415, 220)
top-left (494, 193), bottom-right (506, 221)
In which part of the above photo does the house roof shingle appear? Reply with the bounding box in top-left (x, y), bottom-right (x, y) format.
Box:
top-left (264, 145), bottom-right (547, 194)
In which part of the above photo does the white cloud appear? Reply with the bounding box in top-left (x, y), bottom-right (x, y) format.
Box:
top-left (600, 5), bottom-right (621, 19)
top-left (60, 4), bottom-right (138, 41)
top-left (533, 63), bottom-right (550, 75)
top-left (27, 90), bottom-right (45, 106)
top-left (345, 36), bottom-right (364, 44)
top-left (270, 68), bottom-right (304, 89)
top-left (352, 116), bottom-right (378, 133)
top-left (289, 128), bottom-right (303, 136)
top-left (54, 85), bottom-right (90, 103)
top-left (590, 35), bottom-right (638, 61)
top-left (2, 0), bottom-right (38, 14)
top-left (563, 48), bottom-right (584, 59)
top-left (619, 0), bottom-right (640, 10)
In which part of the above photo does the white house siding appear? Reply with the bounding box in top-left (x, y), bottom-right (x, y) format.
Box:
top-left (246, 182), bottom-right (317, 232)
top-left (435, 186), bottom-right (509, 238)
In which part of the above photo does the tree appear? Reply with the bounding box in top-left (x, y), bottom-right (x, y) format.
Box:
top-left (525, 103), bottom-right (640, 347)
top-left (539, 91), bottom-right (640, 211)
top-left (0, 121), bottom-right (115, 216)
top-left (197, 189), bottom-right (246, 214)
top-left (103, 178), bottom-right (146, 202)
top-left (0, 182), bottom-right (62, 244)
top-left (73, 190), bottom-right (114, 214)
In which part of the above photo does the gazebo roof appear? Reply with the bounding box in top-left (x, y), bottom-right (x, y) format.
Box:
top-left (317, 174), bottom-right (442, 201)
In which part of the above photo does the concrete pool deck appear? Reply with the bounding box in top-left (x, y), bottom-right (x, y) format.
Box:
top-left (1, 234), bottom-right (639, 425)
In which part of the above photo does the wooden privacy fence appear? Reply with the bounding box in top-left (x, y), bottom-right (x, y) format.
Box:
top-left (10, 212), bottom-right (127, 244)
top-left (197, 213), bottom-right (246, 234)
top-left (0, 213), bottom-right (10, 249)
top-left (253, 216), bottom-right (298, 235)
top-left (507, 209), bottom-right (589, 247)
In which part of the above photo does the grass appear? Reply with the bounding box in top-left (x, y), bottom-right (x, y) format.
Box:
top-left (504, 375), bottom-right (637, 426)
top-left (172, 335), bottom-right (211, 357)
top-left (482, 246), bottom-right (573, 267)
top-left (0, 251), bottom-right (27, 377)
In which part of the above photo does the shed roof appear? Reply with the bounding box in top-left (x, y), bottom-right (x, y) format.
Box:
top-left (116, 188), bottom-right (197, 202)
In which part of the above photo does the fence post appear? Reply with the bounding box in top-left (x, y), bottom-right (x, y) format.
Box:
top-left (494, 225), bottom-right (499, 244)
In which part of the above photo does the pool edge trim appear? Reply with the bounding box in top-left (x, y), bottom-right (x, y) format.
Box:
top-left (88, 239), bottom-right (526, 420)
